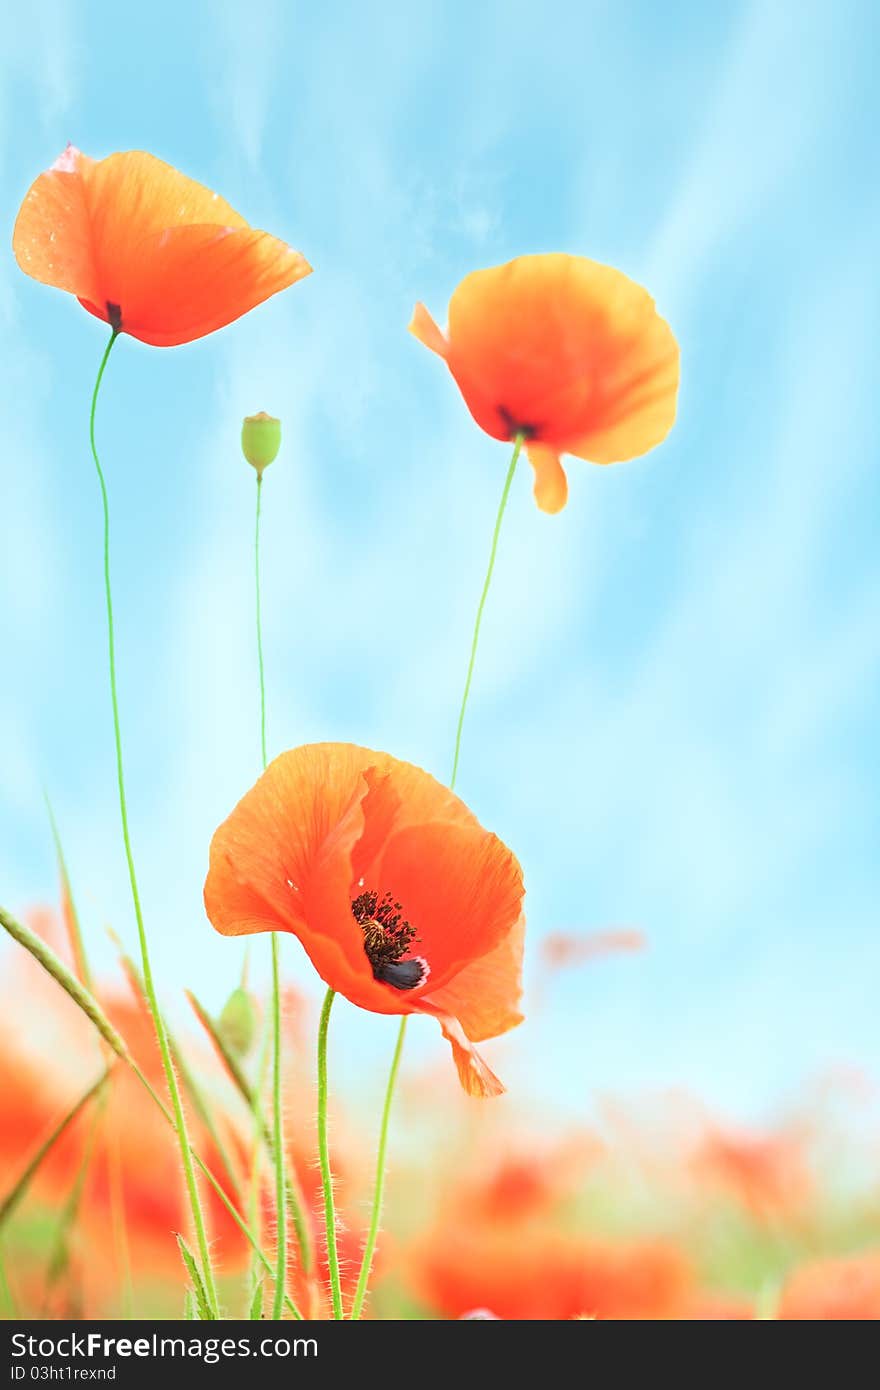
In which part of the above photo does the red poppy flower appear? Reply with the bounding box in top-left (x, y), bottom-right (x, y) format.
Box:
top-left (13, 147), bottom-right (311, 346)
top-left (410, 253), bottom-right (679, 513)
top-left (204, 743), bottom-right (525, 1097)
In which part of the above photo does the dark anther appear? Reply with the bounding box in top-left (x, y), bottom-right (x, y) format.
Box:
top-left (352, 888), bottom-right (428, 991)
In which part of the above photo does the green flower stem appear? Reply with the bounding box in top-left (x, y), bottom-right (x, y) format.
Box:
top-left (450, 433), bottom-right (524, 792)
top-left (88, 330), bottom-right (218, 1317)
top-left (317, 989), bottom-right (343, 1318)
top-left (255, 475), bottom-right (268, 768)
top-left (270, 934), bottom-right (287, 1320)
top-left (349, 435), bottom-right (524, 1317)
top-left (254, 472), bottom-right (308, 1311)
top-left (348, 1015), bottom-right (407, 1319)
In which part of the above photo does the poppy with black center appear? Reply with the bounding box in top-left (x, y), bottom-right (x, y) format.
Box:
top-left (204, 743), bottom-right (525, 1097)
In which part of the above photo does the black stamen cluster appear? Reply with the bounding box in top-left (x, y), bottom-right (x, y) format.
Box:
top-left (351, 888), bottom-right (419, 967)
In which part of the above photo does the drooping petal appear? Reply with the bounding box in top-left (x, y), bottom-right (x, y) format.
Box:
top-left (526, 445), bottom-right (569, 513)
top-left (419, 1007), bottom-right (506, 1098)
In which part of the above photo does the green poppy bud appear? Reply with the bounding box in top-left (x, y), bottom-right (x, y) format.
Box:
top-left (217, 985), bottom-right (258, 1059)
top-left (241, 411), bottom-right (281, 478)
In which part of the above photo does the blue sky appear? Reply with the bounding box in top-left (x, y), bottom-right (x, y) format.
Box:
top-left (1, 0), bottom-right (878, 1124)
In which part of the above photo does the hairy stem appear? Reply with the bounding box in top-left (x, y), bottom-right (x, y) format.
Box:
top-left (349, 1015), bottom-right (407, 1318)
top-left (317, 989), bottom-right (343, 1318)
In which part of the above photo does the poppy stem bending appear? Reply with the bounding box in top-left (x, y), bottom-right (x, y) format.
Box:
top-left (449, 433), bottom-right (525, 792)
top-left (88, 331), bottom-right (220, 1318)
top-left (317, 988), bottom-right (344, 1318)
top-left (349, 1015), bottom-right (408, 1319)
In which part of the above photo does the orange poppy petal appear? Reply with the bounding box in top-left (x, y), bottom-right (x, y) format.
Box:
top-left (408, 302), bottom-right (448, 358)
top-left (526, 445), bottom-right (569, 513)
top-left (423, 914), bottom-right (525, 1043)
top-left (13, 147), bottom-right (101, 305)
top-left (369, 821), bottom-right (524, 990)
top-left (79, 223), bottom-right (311, 346)
top-left (419, 1007), bottom-right (506, 1098)
top-left (567, 310), bottom-right (679, 464)
top-left (205, 743), bottom-right (367, 943)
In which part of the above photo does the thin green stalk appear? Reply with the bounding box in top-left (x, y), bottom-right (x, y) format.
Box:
top-left (248, 1018), bottom-right (272, 1291)
top-left (88, 330), bottom-right (218, 1316)
top-left (189, 988), bottom-right (310, 1269)
top-left (349, 437), bottom-right (525, 1317)
top-left (254, 471), bottom-right (296, 1315)
top-left (317, 989), bottom-right (343, 1318)
top-left (0, 1070), bottom-right (110, 1228)
top-left (349, 1015), bottom-right (407, 1319)
top-left (255, 474), bottom-right (268, 768)
top-left (270, 934), bottom-right (287, 1319)
top-left (449, 434), bottom-right (524, 791)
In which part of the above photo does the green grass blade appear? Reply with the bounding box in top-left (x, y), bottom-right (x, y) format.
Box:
top-left (176, 1234), bottom-right (214, 1321)
top-left (0, 908), bottom-right (129, 1060)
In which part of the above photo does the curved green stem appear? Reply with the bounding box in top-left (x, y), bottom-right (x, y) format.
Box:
top-left (349, 1015), bottom-right (407, 1319)
top-left (89, 331), bottom-right (218, 1317)
top-left (449, 434), bottom-right (523, 791)
top-left (317, 989), bottom-right (343, 1318)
